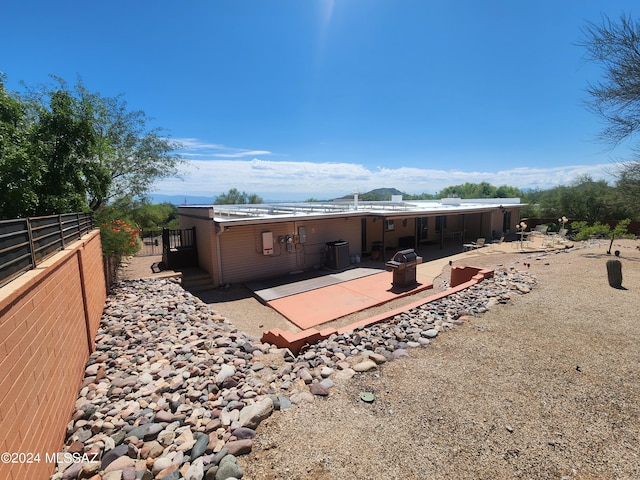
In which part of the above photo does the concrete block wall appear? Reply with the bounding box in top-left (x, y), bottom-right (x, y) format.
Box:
top-left (0, 230), bottom-right (106, 480)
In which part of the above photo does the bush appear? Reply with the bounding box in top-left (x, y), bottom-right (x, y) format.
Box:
top-left (570, 218), bottom-right (633, 242)
top-left (95, 207), bottom-right (141, 257)
top-left (570, 221), bottom-right (611, 241)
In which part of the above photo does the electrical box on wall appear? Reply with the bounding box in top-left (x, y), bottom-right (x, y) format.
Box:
top-left (262, 231), bottom-right (274, 255)
top-left (298, 226), bottom-right (307, 244)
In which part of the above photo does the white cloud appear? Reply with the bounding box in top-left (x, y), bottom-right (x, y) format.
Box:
top-left (174, 138), bottom-right (273, 159)
top-left (153, 158), bottom-right (616, 201)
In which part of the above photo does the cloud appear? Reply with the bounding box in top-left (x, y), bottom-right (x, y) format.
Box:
top-left (174, 138), bottom-right (273, 159)
top-left (152, 158), bottom-right (616, 201)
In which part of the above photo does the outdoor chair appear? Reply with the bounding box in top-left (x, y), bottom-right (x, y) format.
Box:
top-left (463, 238), bottom-right (485, 251)
top-left (490, 236), bottom-right (505, 250)
top-left (555, 228), bottom-right (568, 244)
top-left (532, 225), bottom-right (548, 236)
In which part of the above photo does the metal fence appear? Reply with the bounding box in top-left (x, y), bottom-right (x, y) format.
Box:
top-left (162, 227), bottom-right (196, 250)
top-left (0, 212), bottom-right (94, 288)
top-left (137, 230), bottom-right (163, 256)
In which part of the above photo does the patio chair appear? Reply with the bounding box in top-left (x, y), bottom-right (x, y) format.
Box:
top-left (490, 236), bottom-right (505, 250)
top-left (532, 225), bottom-right (548, 236)
top-left (556, 228), bottom-right (568, 244)
top-left (463, 238), bottom-right (485, 251)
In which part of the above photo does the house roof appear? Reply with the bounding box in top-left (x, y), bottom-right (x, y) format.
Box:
top-left (178, 198), bottom-right (524, 226)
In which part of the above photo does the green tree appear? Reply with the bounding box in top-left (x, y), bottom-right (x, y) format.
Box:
top-left (129, 200), bottom-right (179, 232)
top-left (28, 87), bottom-right (109, 215)
top-left (80, 85), bottom-right (183, 209)
top-left (404, 192), bottom-right (437, 200)
top-left (495, 185), bottom-right (524, 198)
top-left (0, 75), bottom-right (38, 218)
top-left (537, 175), bottom-right (624, 224)
top-left (436, 182), bottom-right (523, 199)
top-left (214, 188), bottom-right (263, 204)
top-left (0, 75), bottom-right (184, 218)
top-left (615, 162), bottom-right (640, 218)
top-left (580, 14), bottom-right (640, 218)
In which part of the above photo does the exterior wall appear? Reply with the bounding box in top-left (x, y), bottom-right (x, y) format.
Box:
top-left (446, 214), bottom-right (464, 238)
top-left (489, 211), bottom-right (506, 239)
top-left (80, 231), bottom-right (107, 342)
top-left (0, 230), bottom-right (106, 480)
top-left (382, 217), bottom-right (416, 248)
top-left (364, 216), bottom-right (418, 252)
top-left (218, 217), bottom-right (361, 284)
top-left (364, 218), bottom-right (382, 252)
top-left (365, 214), bottom-right (487, 250)
top-left (178, 207), bottom-right (219, 285)
top-left (179, 204), bottom-right (523, 285)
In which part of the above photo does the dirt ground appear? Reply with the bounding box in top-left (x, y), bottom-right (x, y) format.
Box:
top-left (237, 240), bottom-right (640, 480)
top-left (119, 241), bottom-right (640, 479)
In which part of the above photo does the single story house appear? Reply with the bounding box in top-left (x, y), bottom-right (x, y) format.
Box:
top-left (177, 196), bottom-right (523, 286)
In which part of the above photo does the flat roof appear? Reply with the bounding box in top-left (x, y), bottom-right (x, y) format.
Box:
top-left (178, 198), bottom-right (524, 225)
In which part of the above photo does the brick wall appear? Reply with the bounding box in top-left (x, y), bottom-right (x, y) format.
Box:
top-left (0, 230), bottom-right (106, 480)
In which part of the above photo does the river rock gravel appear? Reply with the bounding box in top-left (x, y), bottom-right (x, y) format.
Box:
top-left (50, 241), bottom-right (640, 480)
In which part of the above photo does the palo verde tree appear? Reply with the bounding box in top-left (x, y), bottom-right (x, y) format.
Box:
top-left (536, 175), bottom-right (624, 224)
top-left (580, 14), bottom-right (640, 219)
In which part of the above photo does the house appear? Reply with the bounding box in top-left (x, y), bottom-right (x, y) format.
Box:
top-left (177, 196), bottom-right (523, 286)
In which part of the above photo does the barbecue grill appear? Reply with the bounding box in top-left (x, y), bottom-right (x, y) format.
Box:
top-left (385, 248), bottom-right (423, 287)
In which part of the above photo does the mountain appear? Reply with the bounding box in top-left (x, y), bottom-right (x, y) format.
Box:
top-left (149, 194), bottom-right (214, 205)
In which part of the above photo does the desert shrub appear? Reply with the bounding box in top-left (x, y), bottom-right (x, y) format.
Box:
top-left (95, 207), bottom-right (141, 257)
top-left (570, 218), bottom-right (632, 241)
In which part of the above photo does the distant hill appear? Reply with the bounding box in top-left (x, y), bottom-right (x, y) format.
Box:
top-left (337, 187), bottom-right (406, 201)
top-left (149, 194), bottom-right (214, 205)
top-left (152, 188), bottom-right (410, 205)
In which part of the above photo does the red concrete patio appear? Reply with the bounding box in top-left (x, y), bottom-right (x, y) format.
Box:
top-left (266, 270), bottom-right (433, 330)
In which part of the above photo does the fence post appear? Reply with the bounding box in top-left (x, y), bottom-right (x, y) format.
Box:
top-left (26, 218), bottom-right (37, 270)
top-left (58, 214), bottom-right (65, 247)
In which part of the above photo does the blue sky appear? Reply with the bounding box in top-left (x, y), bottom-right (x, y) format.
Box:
top-left (2, 1), bottom-right (638, 201)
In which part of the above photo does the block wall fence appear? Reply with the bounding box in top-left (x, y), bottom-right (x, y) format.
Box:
top-left (0, 230), bottom-right (106, 480)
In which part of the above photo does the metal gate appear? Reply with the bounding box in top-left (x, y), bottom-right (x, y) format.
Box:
top-left (137, 230), bottom-right (163, 256)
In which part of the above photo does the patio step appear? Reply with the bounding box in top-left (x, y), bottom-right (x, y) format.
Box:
top-left (180, 268), bottom-right (215, 292)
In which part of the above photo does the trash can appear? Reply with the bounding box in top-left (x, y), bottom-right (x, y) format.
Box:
top-left (385, 249), bottom-right (423, 287)
top-left (326, 240), bottom-right (350, 270)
